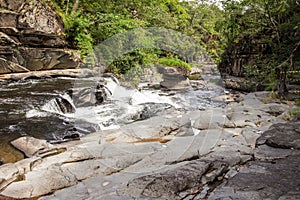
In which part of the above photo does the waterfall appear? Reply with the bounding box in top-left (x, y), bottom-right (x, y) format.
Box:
top-left (41, 93), bottom-right (76, 115)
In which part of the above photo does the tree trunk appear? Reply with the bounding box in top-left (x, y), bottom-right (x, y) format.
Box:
top-left (276, 65), bottom-right (288, 98)
top-left (66, 0), bottom-right (70, 14)
top-left (72, 0), bottom-right (80, 13)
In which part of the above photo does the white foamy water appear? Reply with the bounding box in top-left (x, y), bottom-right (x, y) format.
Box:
top-left (26, 109), bottom-right (51, 118)
top-left (130, 90), bottom-right (179, 108)
top-left (25, 72), bottom-right (225, 132)
top-left (41, 93), bottom-right (76, 115)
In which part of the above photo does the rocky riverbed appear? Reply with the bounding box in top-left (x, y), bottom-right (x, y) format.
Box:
top-left (0, 87), bottom-right (299, 199)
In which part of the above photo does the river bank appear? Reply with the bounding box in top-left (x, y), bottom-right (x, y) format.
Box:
top-left (0, 87), bottom-right (299, 199)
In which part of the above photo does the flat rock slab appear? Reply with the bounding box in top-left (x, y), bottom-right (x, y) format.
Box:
top-left (0, 92), bottom-right (298, 199)
top-left (1, 165), bottom-right (77, 199)
top-left (209, 155), bottom-right (300, 200)
top-left (119, 159), bottom-right (231, 199)
top-left (257, 121), bottom-right (300, 149)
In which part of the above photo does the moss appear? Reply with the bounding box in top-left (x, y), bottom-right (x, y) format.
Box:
top-left (188, 74), bottom-right (201, 80)
top-left (158, 57), bottom-right (192, 71)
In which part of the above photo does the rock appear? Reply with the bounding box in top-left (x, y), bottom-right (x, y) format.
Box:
top-left (95, 84), bottom-right (107, 105)
top-left (99, 113), bottom-right (185, 143)
top-left (259, 103), bottom-right (291, 117)
top-left (0, 163), bottom-right (19, 191)
top-left (211, 155), bottom-right (300, 200)
top-left (139, 66), bottom-right (163, 86)
top-left (222, 75), bottom-right (256, 92)
top-left (254, 144), bottom-right (300, 161)
top-left (0, 11), bottom-right (18, 28)
top-left (0, 68), bottom-right (84, 80)
top-left (0, 0), bottom-right (80, 76)
top-left (120, 160), bottom-right (229, 199)
top-left (0, 31), bottom-right (19, 46)
top-left (121, 160), bottom-right (211, 199)
top-left (0, 165), bottom-right (78, 199)
top-left (1, 91), bottom-right (299, 199)
top-left (257, 120), bottom-right (300, 149)
top-left (0, 57), bottom-right (29, 74)
top-left (0, 157), bottom-right (40, 191)
top-left (18, 47), bottom-right (79, 71)
top-left (10, 136), bottom-right (65, 158)
top-left (190, 109), bottom-right (235, 130)
top-left (17, 0), bottom-right (64, 36)
top-left (63, 128), bottom-right (80, 140)
top-left (67, 84), bottom-right (109, 107)
top-left (160, 67), bottom-right (190, 89)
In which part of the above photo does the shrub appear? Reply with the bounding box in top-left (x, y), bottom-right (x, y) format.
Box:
top-left (158, 57), bottom-right (192, 71)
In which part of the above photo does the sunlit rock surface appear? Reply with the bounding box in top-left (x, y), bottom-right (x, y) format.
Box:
top-left (0, 91), bottom-right (298, 199)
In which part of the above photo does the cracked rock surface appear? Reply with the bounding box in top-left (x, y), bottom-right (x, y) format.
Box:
top-left (0, 92), bottom-right (299, 199)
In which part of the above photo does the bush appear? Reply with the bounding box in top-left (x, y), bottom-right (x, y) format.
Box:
top-left (64, 12), bottom-right (93, 58)
top-left (158, 57), bottom-right (192, 71)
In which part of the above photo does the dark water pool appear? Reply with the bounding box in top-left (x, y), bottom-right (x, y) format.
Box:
top-left (0, 78), bottom-right (76, 163)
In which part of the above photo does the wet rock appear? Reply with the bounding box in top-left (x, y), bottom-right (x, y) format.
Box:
top-left (67, 83), bottom-right (109, 107)
top-left (45, 95), bottom-right (75, 114)
top-left (131, 103), bottom-right (174, 121)
top-left (95, 84), bottom-right (107, 105)
top-left (10, 136), bottom-right (65, 158)
top-left (63, 128), bottom-right (80, 140)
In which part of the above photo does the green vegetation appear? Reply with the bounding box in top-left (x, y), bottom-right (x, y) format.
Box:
top-left (219, 0), bottom-right (300, 97)
top-left (289, 104), bottom-right (300, 116)
top-left (158, 57), bottom-right (192, 71)
top-left (45, 0), bottom-right (224, 73)
top-left (45, 0), bottom-right (299, 97)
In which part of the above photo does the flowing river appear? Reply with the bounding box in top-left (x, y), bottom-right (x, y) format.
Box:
top-left (0, 67), bottom-right (226, 164)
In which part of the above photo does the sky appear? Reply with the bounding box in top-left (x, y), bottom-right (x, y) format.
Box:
top-left (180, 0), bottom-right (224, 9)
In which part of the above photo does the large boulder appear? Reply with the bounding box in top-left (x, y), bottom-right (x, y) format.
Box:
top-left (160, 67), bottom-right (190, 89)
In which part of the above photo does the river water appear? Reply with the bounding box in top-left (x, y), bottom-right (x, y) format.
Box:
top-left (0, 70), bottom-right (225, 164)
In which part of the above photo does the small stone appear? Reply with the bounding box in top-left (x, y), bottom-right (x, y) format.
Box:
top-left (102, 181), bottom-right (110, 187)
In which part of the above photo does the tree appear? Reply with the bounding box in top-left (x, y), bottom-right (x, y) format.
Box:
top-left (219, 0), bottom-right (300, 96)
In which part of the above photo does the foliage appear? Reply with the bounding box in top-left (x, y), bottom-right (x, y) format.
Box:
top-left (158, 57), bottom-right (192, 71)
top-left (219, 0), bottom-right (300, 95)
top-left (46, 0), bottom-right (299, 96)
top-left (45, 0), bottom-right (225, 74)
top-left (64, 12), bottom-right (93, 57)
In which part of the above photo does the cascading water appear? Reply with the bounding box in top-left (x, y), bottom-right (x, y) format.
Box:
top-left (0, 67), bottom-right (226, 164)
top-left (41, 93), bottom-right (76, 114)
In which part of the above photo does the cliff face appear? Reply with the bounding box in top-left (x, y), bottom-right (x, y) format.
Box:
top-left (0, 0), bottom-right (80, 74)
